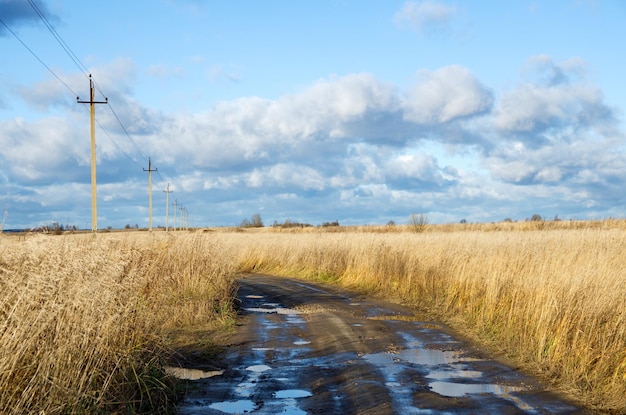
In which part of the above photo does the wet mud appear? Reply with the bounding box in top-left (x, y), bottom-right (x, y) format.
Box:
top-left (172, 274), bottom-right (587, 414)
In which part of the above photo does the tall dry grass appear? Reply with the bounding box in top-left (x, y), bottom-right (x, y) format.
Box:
top-left (0, 232), bottom-right (236, 414)
top-left (2, 223), bottom-right (625, 413)
top-left (223, 227), bottom-right (626, 413)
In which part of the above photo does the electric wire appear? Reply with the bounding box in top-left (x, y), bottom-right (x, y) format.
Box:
top-left (106, 104), bottom-right (149, 162)
top-left (94, 118), bottom-right (145, 170)
top-left (0, 18), bottom-right (80, 98)
top-left (27, 0), bottom-right (90, 78)
top-left (4, 11), bottom-right (180, 217)
top-left (18, 2), bottom-right (152, 167)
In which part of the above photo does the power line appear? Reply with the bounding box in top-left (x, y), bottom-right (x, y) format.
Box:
top-left (26, 0), bottom-right (90, 78)
top-left (0, 18), bottom-right (79, 98)
top-left (106, 104), bottom-right (149, 162)
top-left (94, 117), bottom-right (144, 170)
top-left (6, 7), bottom-right (150, 164)
top-left (3, 11), bottom-right (186, 228)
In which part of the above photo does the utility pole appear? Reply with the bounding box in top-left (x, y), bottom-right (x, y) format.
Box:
top-left (143, 158), bottom-right (157, 232)
top-left (163, 183), bottom-right (172, 232)
top-left (180, 205), bottom-right (185, 231)
top-left (172, 199), bottom-right (178, 231)
top-left (77, 74), bottom-right (107, 233)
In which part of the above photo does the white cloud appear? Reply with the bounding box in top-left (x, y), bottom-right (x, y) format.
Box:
top-left (493, 56), bottom-right (615, 139)
top-left (404, 65), bottom-right (493, 124)
top-left (394, 1), bottom-right (457, 35)
top-left (245, 164), bottom-right (326, 190)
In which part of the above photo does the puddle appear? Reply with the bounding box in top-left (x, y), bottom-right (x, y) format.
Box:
top-left (426, 368), bottom-right (482, 380)
top-left (164, 366), bottom-right (224, 380)
top-left (209, 399), bottom-right (256, 413)
top-left (246, 364), bottom-right (272, 373)
top-left (395, 348), bottom-right (481, 366)
top-left (274, 389), bottom-right (313, 399)
top-left (252, 347), bottom-right (274, 351)
top-left (429, 381), bottom-right (525, 397)
top-left (294, 339), bottom-right (311, 345)
top-left (245, 307), bottom-right (301, 315)
top-left (245, 295), bottom-right (265, 299)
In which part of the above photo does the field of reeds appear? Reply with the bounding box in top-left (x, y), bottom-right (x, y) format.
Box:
top-left (1, 220), bottom-right (625, 413)
top-left (0, 233), bottom-right (237, 414)
top-left (224, 221), bottom-right (626, 413)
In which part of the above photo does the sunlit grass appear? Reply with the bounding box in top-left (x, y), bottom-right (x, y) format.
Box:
top-left (224, 223), bottom-right (626, 413)
top-left (0, 232), bottom-right (236, 414)
top-left (1, 220), bottom-right (625, 413)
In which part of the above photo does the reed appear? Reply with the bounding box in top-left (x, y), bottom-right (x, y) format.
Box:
top-left (2, 223), bottom-right (624, 413)
top-left (225, 227), bottom-right (626, 413)
top-left (0, 232), bottom-right (236, 414)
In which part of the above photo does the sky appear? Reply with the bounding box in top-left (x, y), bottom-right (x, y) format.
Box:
top-left (1, 0), bottom-right (625, 229)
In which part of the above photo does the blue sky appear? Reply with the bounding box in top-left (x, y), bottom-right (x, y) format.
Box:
top-left (1, 0), bottom-right (625, 229)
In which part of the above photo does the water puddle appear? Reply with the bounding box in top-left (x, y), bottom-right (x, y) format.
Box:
top-left (208, 399), bottom-right (256, 413)
top-left (164, 366), bottom-right (224, 380)
top-left (246, 364), bottom-right (272, 373)
top-left (274, 389), bottom-right (313, 399)
top-left (293, 339), bottom-right (311, 345)
top-left (429, 381), bottom-right (525, 397)
top-left (245, 306), bottom-right (302, 315)
top-left (395, 348), bottom-right (481, 366)
top-left (426, 368), bottom-right (482, 380)
top-left (245, 295), bottom-right (265, 299)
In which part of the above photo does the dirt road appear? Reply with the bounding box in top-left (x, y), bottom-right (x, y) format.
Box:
top-left (172, 274), bottom-right (586, 414)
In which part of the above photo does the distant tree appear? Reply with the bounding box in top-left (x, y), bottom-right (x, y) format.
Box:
top-left (125, 224), bottom-right (131, 229)
top-left (530, 214), bottom-right (543, 222)
top-left (387, 220), bottom-right (396, 226)
top-left (250, 213), bottom-right (264, 227)
top-left (460, 219), bottom-right (467, 224)
top-left (408, 213), bottom-right (428, 233)
top-left (240, 214), bottom-right (264, 228)
top-left (503, 218), bottom-right (513, 223)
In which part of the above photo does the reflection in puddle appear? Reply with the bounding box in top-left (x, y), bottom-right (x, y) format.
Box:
top-left (164, 367), bottom-right (224, 380)
top-left (245, 307), bottom-right (301, 315)
top-left (395, 348), bottom-right (480, 366)
top-left (427, 368), bottom-right (482, 380)
top-left (274, 389), bottom-right (313, 399)
top-left (246, 364), bottom-right (272, 373)
top-left (209, 399), bottom-right (256, 413)
top-left (429, 381), bottom-right (525, 397)
top-left (245, 295), bottom-right (265, 299)
top-left (294, 339), bottom-right (311, 345)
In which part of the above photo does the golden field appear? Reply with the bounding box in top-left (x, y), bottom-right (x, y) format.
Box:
top-left (0, 233), bottom-right (237, 414)
top-left (1, 220), bottom-right (625, 413)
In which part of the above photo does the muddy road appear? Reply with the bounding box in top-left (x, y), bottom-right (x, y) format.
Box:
top-left (172, 274), bottom-right (586, 414)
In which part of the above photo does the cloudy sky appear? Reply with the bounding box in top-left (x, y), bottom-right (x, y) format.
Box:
top-left (1, 0), bottom-right (625, 229)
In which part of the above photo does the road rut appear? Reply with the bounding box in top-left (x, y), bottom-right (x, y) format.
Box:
top-left (173, 274), bottom-right (586, 414)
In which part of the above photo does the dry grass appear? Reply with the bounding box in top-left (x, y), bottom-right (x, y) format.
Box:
top-left (2, 221), bottom-right (625, 413)
top-left (0, 232), bottom-right (236, 414)
top-left (222, 224), bottom-right (626, 413)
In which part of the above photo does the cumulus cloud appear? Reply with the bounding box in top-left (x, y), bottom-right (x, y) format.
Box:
top-left (404, 65), bottom-right (493, 125)
top-left (492, 56), bottom-right (617, 148)
top-left (394, 1), bottom-right (457, 35)
top-left (3, 54), bottom-right (625, 227)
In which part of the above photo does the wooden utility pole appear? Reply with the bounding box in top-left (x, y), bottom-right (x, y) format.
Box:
top-left (172, 199), bottom-right (178, 231)
top-left (163, 183), bottom-right (172, 232)
top-left (143, 158), bottom-right (157, 232)
top-left (77, 74), bottom-right (107, 233)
